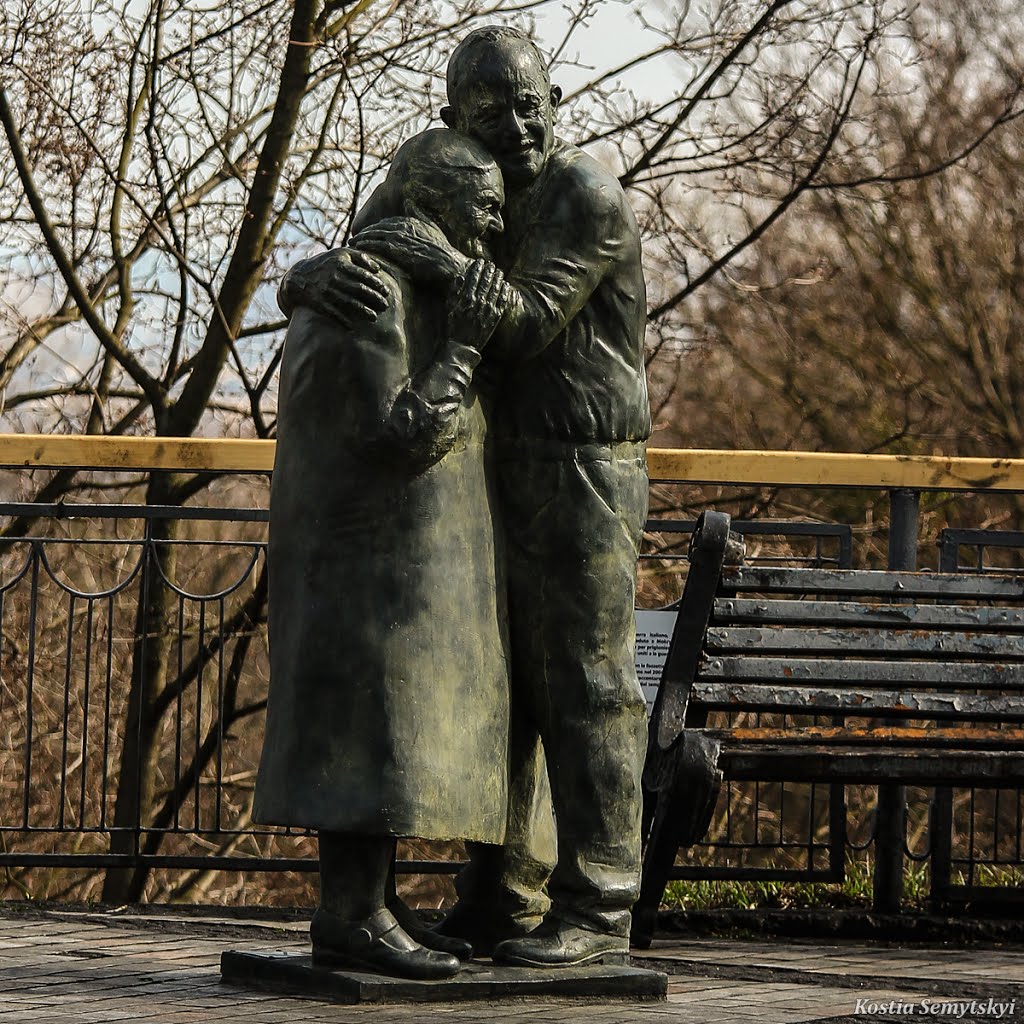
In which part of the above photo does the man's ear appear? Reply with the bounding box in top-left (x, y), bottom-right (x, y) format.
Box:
top-left (440, 106), bottom-right (457, 128)
top-left (550, 85), bottom-right (562, 109)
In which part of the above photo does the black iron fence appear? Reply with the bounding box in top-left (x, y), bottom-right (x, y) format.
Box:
top-left (0, 501), bottom-right (467, 901)
top-left (0, 503), bottom-right (289, 869)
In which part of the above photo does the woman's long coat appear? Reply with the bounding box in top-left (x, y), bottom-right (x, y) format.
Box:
top-left (253, 266), bottom-right (509, 843)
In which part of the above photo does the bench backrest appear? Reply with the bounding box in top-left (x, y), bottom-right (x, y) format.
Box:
top-left (700, 564), bottom-right (1024, 724)
top-left (649, 511), bottom-right (1024, 750)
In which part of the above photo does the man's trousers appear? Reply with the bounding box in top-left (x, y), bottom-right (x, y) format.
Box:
top-left (459, 440), bottom-right (649, 937)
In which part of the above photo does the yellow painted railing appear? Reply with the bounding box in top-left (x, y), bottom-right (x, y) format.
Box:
top-left (2, 434), bottom-right (1024, 491)
top-left (645, 448), bottom-right (1024, 491)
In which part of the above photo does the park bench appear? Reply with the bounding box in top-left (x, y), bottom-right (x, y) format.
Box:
top-left (633, 510), bottom-right (1024, 946)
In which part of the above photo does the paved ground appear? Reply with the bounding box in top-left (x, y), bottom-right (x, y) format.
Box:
top-left (1, 904), bottom-right (1023, 1022)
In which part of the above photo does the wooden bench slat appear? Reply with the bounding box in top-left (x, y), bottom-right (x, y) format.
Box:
top-left (690, 681), bottom-right (1024, 720)
top-left (723, 566), bottom-right (1024, 599)
top-left (703, 726), bottom-right (1024, 749)
top-left (701, 656), bottom-right (1024, 687)
top-left (717, 747), bottom-right (1024, 785)
top-left (715, 598), bottom-right (1024, 631)
top-left (706, 626), bottom-right (1024, 659)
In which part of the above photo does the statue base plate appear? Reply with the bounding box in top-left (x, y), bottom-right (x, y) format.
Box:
top-left (220, 949), bottom-right (667, 1004)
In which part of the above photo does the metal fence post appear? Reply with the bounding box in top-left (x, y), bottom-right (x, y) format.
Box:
top-left (874, 487), bottom-right (920, 913)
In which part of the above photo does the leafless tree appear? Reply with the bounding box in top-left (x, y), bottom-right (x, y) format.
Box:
top-left (667, 1), bottom-right (1024, 455)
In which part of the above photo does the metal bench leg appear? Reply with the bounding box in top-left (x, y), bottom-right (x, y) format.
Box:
top-left (632, 732), bottom-right (722, 948)
top-left (874, 784), bottom-right (906, 914)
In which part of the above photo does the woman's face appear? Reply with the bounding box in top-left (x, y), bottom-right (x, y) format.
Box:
top-left (442, 164), bottom-right (505, 259)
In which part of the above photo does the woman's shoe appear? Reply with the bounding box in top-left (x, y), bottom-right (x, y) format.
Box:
top-left (310, 907), bottom-right (461, 979)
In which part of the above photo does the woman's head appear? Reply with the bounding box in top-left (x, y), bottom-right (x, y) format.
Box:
top-left (387, 129), bottom-right (504, 259)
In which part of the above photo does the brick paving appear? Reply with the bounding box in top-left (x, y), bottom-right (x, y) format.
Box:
top-left (1, 906), bottom-right (1024, 1022)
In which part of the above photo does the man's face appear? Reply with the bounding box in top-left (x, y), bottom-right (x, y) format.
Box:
top-left (451, 41), bottom-right (557, 188)
top-left (440, 164), bottom-right (505, 260)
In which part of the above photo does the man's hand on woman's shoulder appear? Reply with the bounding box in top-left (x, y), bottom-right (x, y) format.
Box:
top-left (278, 248), bottom-right (390, 326)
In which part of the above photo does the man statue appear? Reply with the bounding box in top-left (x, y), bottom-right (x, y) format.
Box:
top-left (255, 129), bottom-right (513, 980)
top-left (282, 25), bottom-right (651, 969)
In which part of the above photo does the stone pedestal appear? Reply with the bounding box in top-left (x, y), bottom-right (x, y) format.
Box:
top-left (220, 949), bottom-right (668, 1004)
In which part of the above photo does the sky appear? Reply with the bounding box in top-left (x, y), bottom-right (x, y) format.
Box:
top-left (533, 0), bottom-right (678, 103)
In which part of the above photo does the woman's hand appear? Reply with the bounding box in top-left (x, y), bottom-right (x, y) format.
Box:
top-left (448, 260), bottom-right (513, 346)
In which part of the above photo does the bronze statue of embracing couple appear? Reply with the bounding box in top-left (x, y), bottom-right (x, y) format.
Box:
top-left (254, 25), bottom-right (651, 981)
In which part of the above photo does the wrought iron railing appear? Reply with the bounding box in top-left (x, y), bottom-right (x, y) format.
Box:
top-left (0, 503), bottom-right (287, 871)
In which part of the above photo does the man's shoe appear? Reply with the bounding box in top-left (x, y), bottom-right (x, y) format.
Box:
top-left (436, 901), bottom-right (540, 958)
top-left (492, 918), bottom-right (629, 969)
top-left (386, 898), bottom-right (474, 961)
top-left (310, 907), bottom-right (460, 979)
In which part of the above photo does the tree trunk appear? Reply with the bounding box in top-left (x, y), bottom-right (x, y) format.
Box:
top-left (101, 473), bottom-right (180, 904)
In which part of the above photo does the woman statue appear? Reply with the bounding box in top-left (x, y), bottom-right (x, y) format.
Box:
top-left (254, 130), bottom-right (511, 979)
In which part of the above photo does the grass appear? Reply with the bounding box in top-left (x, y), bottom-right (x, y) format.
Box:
top-left (662, 857), bottom-right (930, 913)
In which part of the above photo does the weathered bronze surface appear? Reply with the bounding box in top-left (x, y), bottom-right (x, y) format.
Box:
top-left (258, 25), bottom-right (653, 979)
